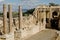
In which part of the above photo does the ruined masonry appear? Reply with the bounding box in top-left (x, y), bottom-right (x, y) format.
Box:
top-left (0, 4), bottom-right (60, 40)
top-left (33, 5), bottom-right (60, 30)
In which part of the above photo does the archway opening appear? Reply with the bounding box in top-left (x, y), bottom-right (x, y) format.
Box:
top-left (52, 11), bottom-right (58, 18)
top-left (51, 11), bottom-right (59, 30)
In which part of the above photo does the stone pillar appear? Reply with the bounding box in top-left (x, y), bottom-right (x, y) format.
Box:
top-left (43, 9), bottom-right (46, 29)
top-left (50, 7), bottom-right (52, 19)
top-left (8, 5), bottom-right (12, 33)
top-left (18, 6), bottom-right (22, 29)
top-left (49, 8), bottom-right (52, 28)
top-left (3, 4), bottom-right (7, 34)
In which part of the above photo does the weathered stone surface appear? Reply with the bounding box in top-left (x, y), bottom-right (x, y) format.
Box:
top-left (56, 36), bottom-right (60, 40)
top-left (3, 4), bottom-right (7, 34)
top-left (14, 31), bottom-right (21, 40)
top-left (8, 5), bottom-right (13, 33)
top-left (18, 6), bottom-right (22, 29)
top-left (25, 29), bottom-right (58, 40)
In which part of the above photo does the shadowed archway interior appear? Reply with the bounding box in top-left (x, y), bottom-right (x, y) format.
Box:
top-left (51, 11), bottom-right (59, 30)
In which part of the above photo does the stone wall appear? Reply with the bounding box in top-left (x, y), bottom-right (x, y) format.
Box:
top-left (33, 5), bottom-right (60, 29)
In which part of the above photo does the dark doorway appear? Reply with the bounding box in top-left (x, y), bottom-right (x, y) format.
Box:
top-left (50, 11), bottom-right (59, 30)
top-left (50, 18), bottom-right (59, 30)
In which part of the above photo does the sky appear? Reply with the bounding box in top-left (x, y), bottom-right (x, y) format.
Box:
top-left (0, 0), bottom-right (60, 11)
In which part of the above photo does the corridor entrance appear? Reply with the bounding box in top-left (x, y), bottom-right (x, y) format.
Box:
top-left (51, 11), bottom-right (59, 30)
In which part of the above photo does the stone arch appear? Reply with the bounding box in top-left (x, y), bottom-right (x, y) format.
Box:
top-left (50, 11), bottom-right (59, 30)
top-left (52, 11), bottom-right (58, 18)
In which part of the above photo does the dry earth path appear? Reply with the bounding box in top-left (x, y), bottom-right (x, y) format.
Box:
top-left (25, 29), bottom-right (59, 40)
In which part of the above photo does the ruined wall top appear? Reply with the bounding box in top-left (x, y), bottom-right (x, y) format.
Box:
top-left (36, 5), bottom-right (60, 9)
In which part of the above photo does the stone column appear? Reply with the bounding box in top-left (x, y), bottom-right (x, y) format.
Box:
top-left (50, 7), bottom-right (52, 19)
top-left (18, 6), bottom-right (22, 29)
top-left (43, 9), bottom-right (46, 29)
top-left (40, 8), bottom-right (46, 30)
top-left (49, 7), bottom-right (52, 28)
top-left (8, 5), bottom-right (12, 33)
top-left (3, 4), bottom-right (7, 34)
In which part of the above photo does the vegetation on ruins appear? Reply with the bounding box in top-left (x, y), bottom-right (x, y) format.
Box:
top-left (0, 12), bottom-right (3, 17)
top-left (0, 8), bottom-right (35, 17)
top-left (49, 3), bottom-right (59, 6)
top-left (23, 8), bottom-right (35, 16)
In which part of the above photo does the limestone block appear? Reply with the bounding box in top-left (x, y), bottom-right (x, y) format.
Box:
top-left (14, 31), bottom-right (21, 40)
top-left (6, 34), bottom-right (14, 40)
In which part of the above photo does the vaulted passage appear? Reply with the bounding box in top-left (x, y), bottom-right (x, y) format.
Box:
top-left (51, 11), bottom-right (59, 30)
top-left (50, 18), bottom-right (59, 30)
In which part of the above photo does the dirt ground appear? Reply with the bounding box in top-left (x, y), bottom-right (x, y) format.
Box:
top-left (25, 29), bottom-right (60, 40)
